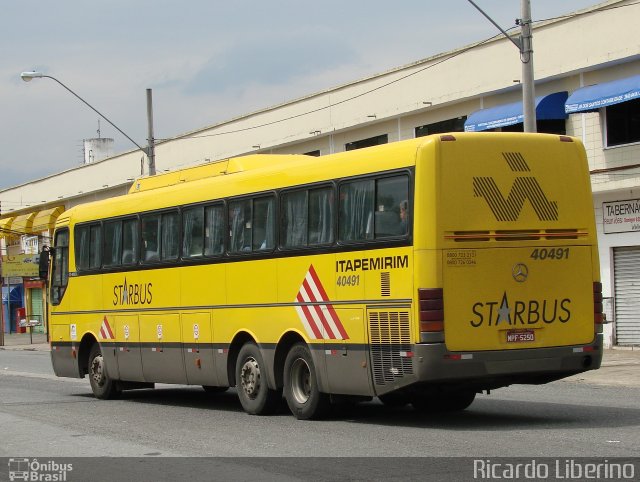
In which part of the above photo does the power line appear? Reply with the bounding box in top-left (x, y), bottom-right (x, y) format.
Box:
top-left (536, 0), bottom-right (640, 22)
top-left (159, 30), bottom-right (514, 142)
top-left (158, 1), bottom-right (639, 144)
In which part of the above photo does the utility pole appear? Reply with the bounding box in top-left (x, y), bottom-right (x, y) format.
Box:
top-left (519, 0), bottom-right (536, 132)
top-left (467, 0), bottom-right (537, 132)
top-left (146, 88), bottom-right (156, 176)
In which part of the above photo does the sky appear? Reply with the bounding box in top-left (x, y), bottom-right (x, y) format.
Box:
top-left (0, 0), bottom-right (603, 193)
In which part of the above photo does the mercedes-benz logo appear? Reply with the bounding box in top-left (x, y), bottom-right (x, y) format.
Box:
top-left (512, 263), bottom-right (529, 282)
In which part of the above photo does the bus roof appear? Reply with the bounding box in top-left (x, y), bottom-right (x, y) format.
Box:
top-left (59, 135), bottom-right (432, 226)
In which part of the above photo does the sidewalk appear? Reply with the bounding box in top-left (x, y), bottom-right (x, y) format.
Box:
top-left (0, 332), bottom-right (50, 351)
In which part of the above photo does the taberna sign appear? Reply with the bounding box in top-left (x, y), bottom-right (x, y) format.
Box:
top-left (603, 199), bottom-right (640, 234)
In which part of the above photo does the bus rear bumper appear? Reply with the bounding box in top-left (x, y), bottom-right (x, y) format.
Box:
top-left (410, 334), bottom-right (603, 390)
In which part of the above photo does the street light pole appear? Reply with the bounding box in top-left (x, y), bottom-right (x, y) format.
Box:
top-left (20, 71), bottom-right (158, 173)
top-left (466, 0), bottom-right (537, 132)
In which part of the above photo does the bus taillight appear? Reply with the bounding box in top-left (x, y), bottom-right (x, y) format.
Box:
top-left (418, 288), bottom-right (444, 332)
top-left (593, 282), bottom-right (604, 325)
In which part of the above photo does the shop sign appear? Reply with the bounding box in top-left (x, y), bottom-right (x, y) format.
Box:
top-left (603, 199), bottom-right (640, 234)
top-left (1, 254), bottom-right (40, 277)
top-left (24, 280), bottom-right (45, 289)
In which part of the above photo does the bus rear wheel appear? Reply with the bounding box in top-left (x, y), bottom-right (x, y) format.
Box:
top-left (235, 342), bottom-right (280, 415)
top-left (283, 343), bottom-right (329, 420)
top-left (88, 343), bottom-right (121, 400)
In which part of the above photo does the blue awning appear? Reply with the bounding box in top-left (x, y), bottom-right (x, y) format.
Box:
top-left (565, 74), bottom-right (640, 113)
top-left (464, 91), bottom-right (568, 132)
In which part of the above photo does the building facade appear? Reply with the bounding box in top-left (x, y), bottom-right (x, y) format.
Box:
top-left (1, 0), bottom-right (638, 345)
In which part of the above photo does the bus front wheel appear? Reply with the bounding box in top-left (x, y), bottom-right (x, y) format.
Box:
top-left (283, 343), bottom-right (329, 420)
top-left (235, 342), bottom-right (280, 415)
top-left (88, 343), bottom-right (121, 400)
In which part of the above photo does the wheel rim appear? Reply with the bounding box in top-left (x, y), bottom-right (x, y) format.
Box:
top-left (239, 357), bottom-right (261, 399)
top-left (90, 354), bottom-right (106, 388)
top-left (290, 357), bottom-right (311, 405)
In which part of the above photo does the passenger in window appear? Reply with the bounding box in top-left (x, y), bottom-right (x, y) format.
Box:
top-left (399, 200), bottom-right (409, 233)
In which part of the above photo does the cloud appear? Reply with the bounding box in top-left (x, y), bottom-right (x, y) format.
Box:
top-left (184, 33), bottom-right (358, 95)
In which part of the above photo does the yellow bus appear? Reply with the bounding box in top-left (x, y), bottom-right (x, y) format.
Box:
top-left (45, 132), bottom-right (603, 419)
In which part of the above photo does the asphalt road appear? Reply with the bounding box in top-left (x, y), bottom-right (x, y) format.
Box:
top-left (0, 350), bottom-right (638, 480)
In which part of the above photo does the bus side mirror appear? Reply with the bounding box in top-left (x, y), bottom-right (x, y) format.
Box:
top-left (39, 246), bottom-right (52, 280)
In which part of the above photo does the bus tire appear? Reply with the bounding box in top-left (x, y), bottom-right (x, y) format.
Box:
top-left (283, 343), bottom-right (329, 420)
top-left (235, 342), bottom-right (280, 415)
top-left (88, 343), bottom-right (121, 400)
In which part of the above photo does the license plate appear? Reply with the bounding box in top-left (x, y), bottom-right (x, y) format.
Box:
top-left (506, 329), bottom-right (535, 343)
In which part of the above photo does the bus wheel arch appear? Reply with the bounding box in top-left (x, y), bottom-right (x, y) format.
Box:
top-left (227, 331), bottom-right (256, 387)
top-left (78, 333), bottom-right (98, 378)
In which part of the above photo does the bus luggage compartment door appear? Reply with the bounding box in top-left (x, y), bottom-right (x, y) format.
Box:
top-left (140, 313), bottom-right (187, 384)
top-left (181, 312), bottom-right (218, 386)
top-left (443, 246), bottom-right (595, 352)
top-left (324, 308), bottom-right (373, 396)
top-left (114, 315), bottom-right (144, 382)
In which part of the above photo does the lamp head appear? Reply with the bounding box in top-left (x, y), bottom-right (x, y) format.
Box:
top-left (21, 71), bottom-right (44, 82)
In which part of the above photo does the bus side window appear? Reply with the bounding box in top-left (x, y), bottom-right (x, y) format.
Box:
top-left (121, 218), bottom-right (139, 264)
top-left (103, 220), bottom-right (122, 268)
top-left (282, 190), bottom-right (308, 248)
top-left (339, 179), bottom-right (374, 242)
top-left (75, 225), bottom-right (90, 271)
top-left (282, 186), bottom-right (334, 248)
top-left (229, 200), bottom-right (251, 253)
top-left (183, 207), bottom-right (204, 258)
top-left (75, 223), bottom-right (102, 271)
top-left (51, 229), bottom-right (69, 305)
top-left (252, 196), bottom-right (274, 251)
top-left (204, 204), bottom-right (225, 256)
top-left (161, 212), bottom-right (179, 261)
top-left (374, 175), bottom-right (409, 238)
top-left (309, 186), bottom-right (334, 245)
top-left (141, 215), bottom-right (161, 262)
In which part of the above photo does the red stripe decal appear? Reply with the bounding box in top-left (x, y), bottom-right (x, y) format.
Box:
top-left (308, 265), bottom-right (348, 339)
top-left (297, 292), bottom-right (323, 339)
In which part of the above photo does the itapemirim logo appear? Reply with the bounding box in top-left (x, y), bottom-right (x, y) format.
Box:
top-left (7, 458), bottom-right (73, 481)
top-left (473, 152), bottom-right (559, 222)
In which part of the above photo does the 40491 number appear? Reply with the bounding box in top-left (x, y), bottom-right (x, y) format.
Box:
top-left (337, 275), bottom-right (360, 287)
top-left (530, 248), bottom-right (569, 260)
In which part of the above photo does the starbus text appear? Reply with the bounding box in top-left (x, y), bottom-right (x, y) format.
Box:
top-left (113, 278), bottom-right (153, 306)
top-left (470, 293), bottom-right (571, 327)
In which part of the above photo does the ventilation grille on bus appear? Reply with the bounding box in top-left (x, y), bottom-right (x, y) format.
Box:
top-left (369, 310), bottom-right (413, 386)
top-left (446, 229), bottom-right (586, 242)
top-left (380, 272), bottom-right (391, 297)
